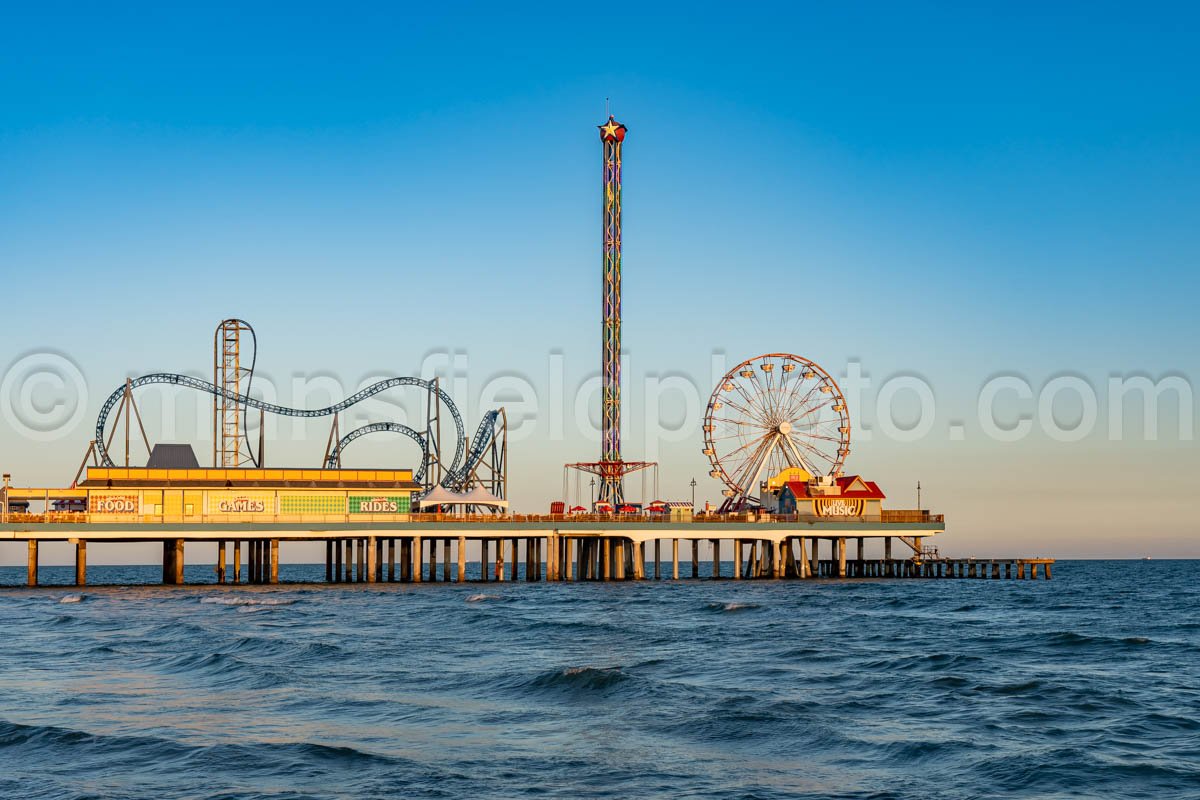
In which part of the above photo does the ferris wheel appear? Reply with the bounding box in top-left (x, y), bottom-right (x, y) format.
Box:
top-left (703, 353), bottom-right (851, 510)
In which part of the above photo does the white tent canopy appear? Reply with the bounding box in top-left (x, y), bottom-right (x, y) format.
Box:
top-left (417, 485), bottom-right (508, 509)
top-left (463, 486), bottom-right (507, 508)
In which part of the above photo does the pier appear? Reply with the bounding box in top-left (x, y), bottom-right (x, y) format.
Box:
top-left (2, 515), bottom-right (1052, 587)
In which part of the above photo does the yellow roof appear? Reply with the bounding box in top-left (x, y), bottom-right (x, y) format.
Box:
top-left (80, 467), bottom-right (417, 488)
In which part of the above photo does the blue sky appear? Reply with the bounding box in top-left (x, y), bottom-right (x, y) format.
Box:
top-left (1, 2), bottom-right (1197, 560)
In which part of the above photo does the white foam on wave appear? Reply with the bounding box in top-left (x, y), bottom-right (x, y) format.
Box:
top-left (563, 665), bottom-right (620, 675)
top-left (201, 596), bottom-right (297, 607)
top-left (707, 601), bottom-right (760, 612)
top-left (59, 594), bottom-right (84, 604)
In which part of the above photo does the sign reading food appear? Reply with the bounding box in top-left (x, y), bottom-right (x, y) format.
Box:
top-left (349, 495), bottom-right (409, 514)
top-left (89, 494), bottom-right (139, 513)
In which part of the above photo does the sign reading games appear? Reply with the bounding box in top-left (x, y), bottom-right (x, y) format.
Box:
top-left (212, 494), bottom-right (272, 514)
top-left (349, 496), bottom-right (410, 514)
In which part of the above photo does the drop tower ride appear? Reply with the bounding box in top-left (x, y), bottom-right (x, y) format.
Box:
top-left (565, 116), bottom-right (657, 510)
top-left (598, 115), bottom-right (627, 504)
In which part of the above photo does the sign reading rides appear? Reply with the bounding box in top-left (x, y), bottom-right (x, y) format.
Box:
top-left (349, 496), bottom-right (410, 514)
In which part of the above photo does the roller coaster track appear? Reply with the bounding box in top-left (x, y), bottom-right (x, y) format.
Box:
top-left (94, 373), bottom-right (465, 475)
top-left (443, 410), bottom-right (500, 491)
top-left (324, 422), bottom-right (427, 483)
top-left (325, 409), bottom-right (502, 492)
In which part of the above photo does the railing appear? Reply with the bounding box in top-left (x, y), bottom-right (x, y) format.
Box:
top-left (5, 512), bottom-right (87, 524)
top-left (1, 510), bottom-right (946, 527)
top-left (881, 510), bottom-right (945, 523)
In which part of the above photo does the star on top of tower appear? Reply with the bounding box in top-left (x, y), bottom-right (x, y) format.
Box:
top-left (598, 115), bottom-right (627, 142)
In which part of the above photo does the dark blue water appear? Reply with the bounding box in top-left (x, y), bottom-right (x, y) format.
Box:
top-left (1, 560), bottom-right (1197, 799)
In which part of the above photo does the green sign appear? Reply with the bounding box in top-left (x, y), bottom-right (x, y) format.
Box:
top-left (348, 495), bottom-right (410, 514)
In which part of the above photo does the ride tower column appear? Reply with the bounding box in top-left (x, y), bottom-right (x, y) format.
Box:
top-left (213, 318), bottom-right (255, 467)
top-left (598, 115), bottom-right (626, 506)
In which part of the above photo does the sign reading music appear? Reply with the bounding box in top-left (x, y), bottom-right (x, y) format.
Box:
top-left (814, 498), bottom-right (866, 517)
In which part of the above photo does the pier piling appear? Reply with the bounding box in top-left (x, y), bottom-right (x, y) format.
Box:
top-left (3, 515), bottom-right (1054, 588)
top-left (74, 539), bottom-right (86, 586)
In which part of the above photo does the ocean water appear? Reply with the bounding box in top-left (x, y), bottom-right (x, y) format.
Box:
top-left (0, 560), bottom-right (1197, 799)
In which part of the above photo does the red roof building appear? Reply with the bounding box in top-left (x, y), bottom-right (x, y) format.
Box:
top-left (784, 476), bottom-right (886, 500)
top-left (777, 476), bottom-right (886, 518)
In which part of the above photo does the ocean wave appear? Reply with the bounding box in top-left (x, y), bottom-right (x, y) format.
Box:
top-left (0, 718), bottom-right (172, 755)
top-left (973, 679), bottom-right (1043, 696)
top-left (864, 652), bottom-right (983, 672)
top-left (146, 650), bottom-right (287, 690)
top-left (527, 665), bottom-right (630, 691)
top-left (200, 596), bottom-right (296, 607)
top-left (0, 718), bottom-right (400, 777)
top-left (1045, 631), bottom-right (1157, 650)
top-left (502, 616), bottom-right (629, 636)
top-left (705, 601), bottom-right (761, 613)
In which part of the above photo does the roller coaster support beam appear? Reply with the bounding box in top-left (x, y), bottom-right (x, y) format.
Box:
top-left (323, 413), bottom-right (342, 469)
top-left (73, 441), bottom-right (99, 488)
